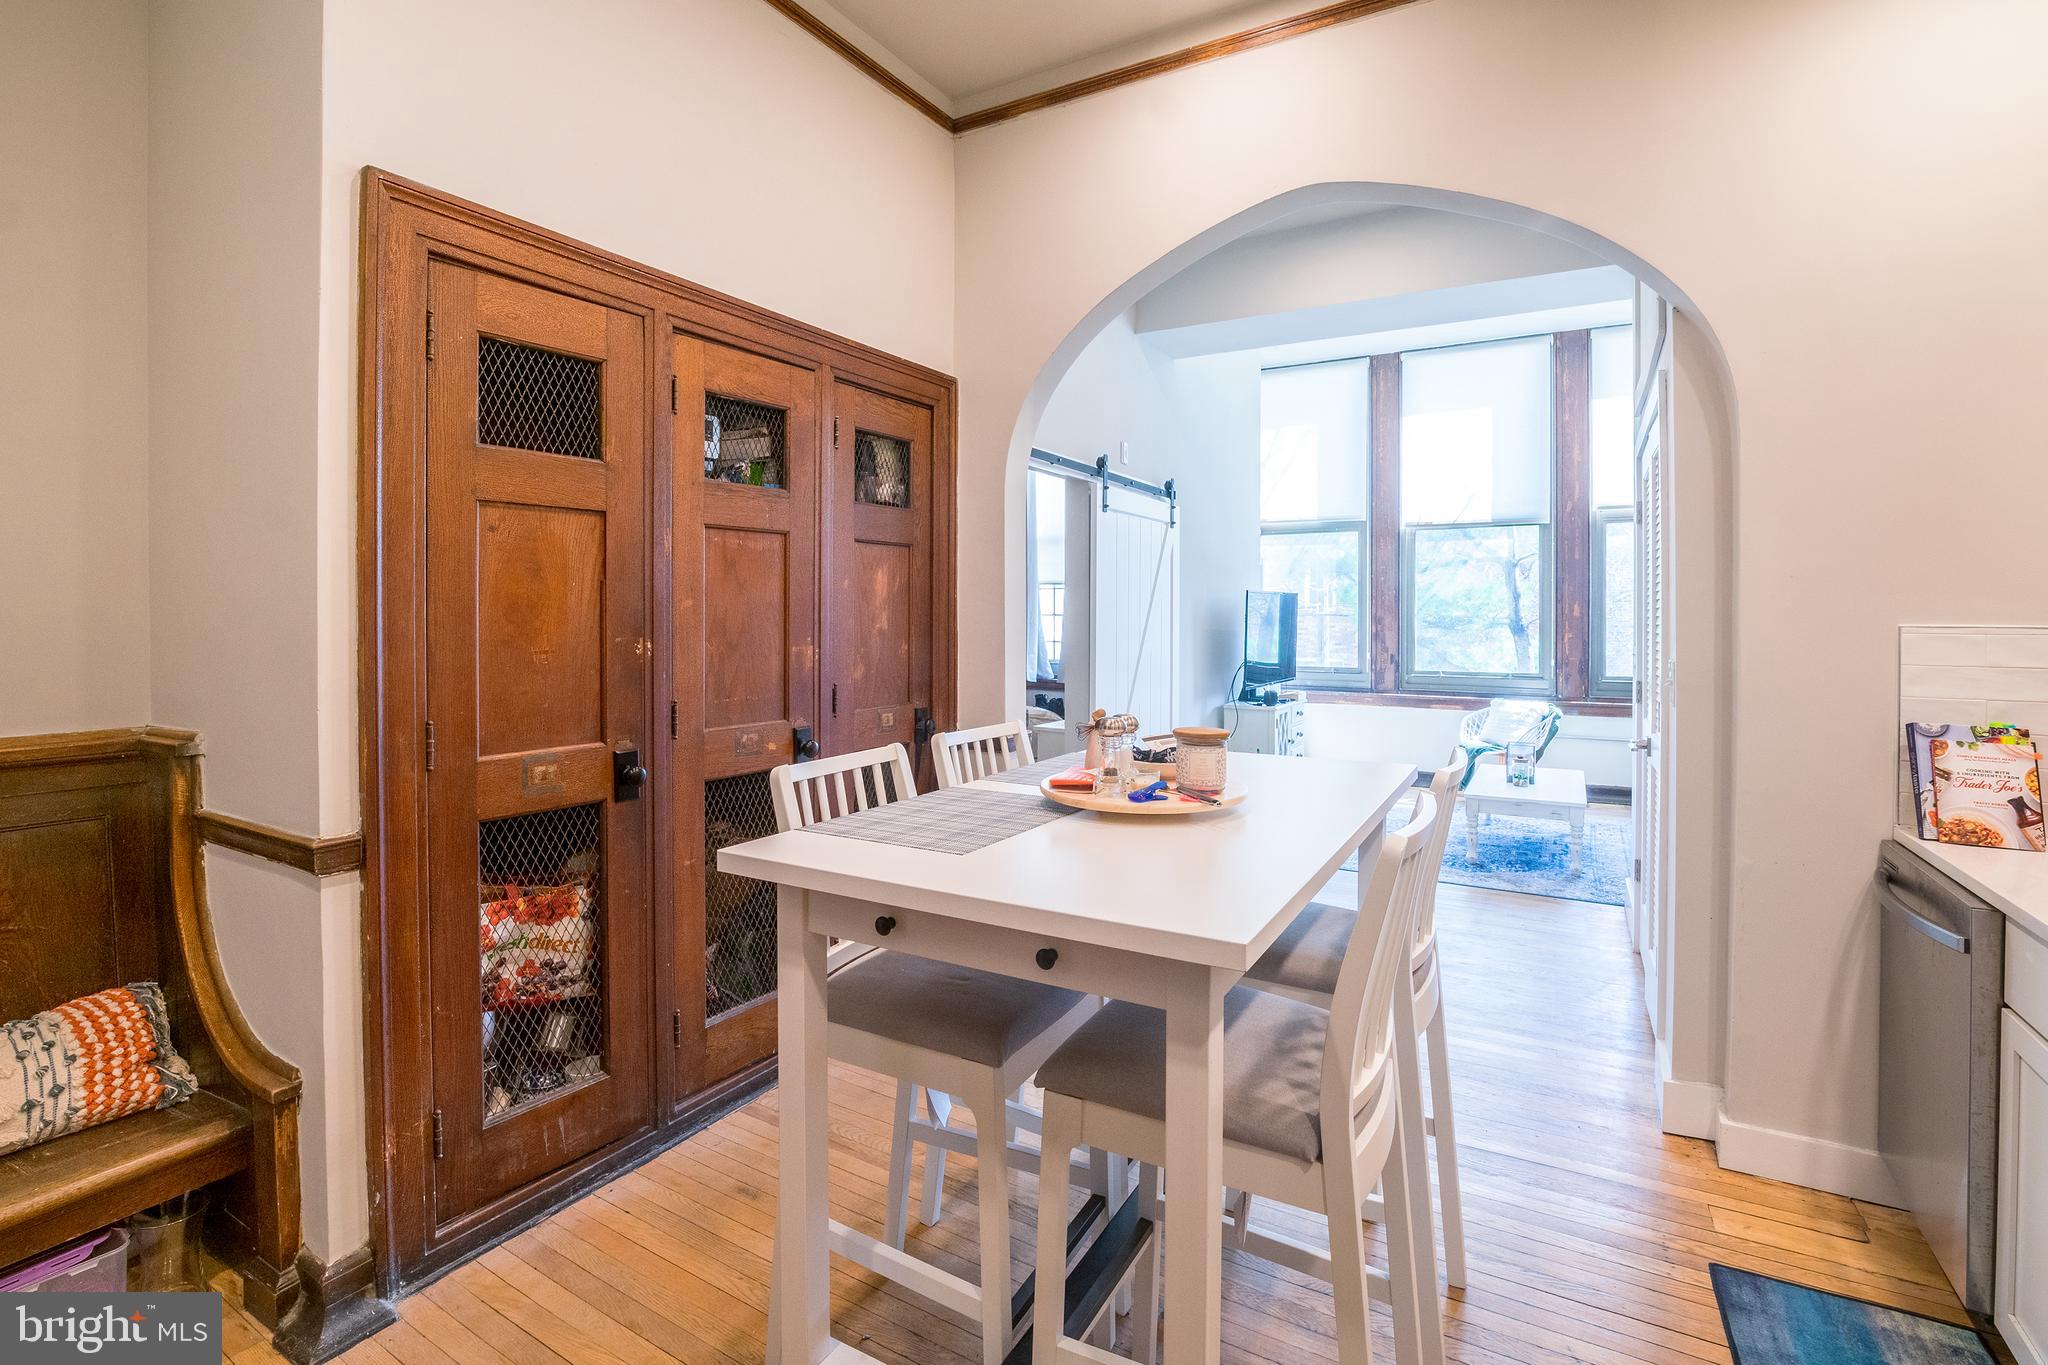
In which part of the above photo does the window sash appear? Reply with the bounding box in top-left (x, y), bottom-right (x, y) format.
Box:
top-left (1398, 520), bottom-right (1554, 695)
top-left (1590, 505), bottom-right (1634, 698)
top-left (1258, 518), bottom-right (1368, 684)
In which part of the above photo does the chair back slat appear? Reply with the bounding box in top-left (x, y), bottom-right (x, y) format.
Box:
top-left (1324, 793), bottom-right (1439, 1133)
top-left (771, 744), bottom-right (917, 834)
top-left (932, 721), bottom-right (1036, 789)
top-left (1409, 766), bottom-right (1460, 957)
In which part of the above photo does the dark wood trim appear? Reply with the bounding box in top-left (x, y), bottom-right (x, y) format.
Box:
top-left (1553, 329), bottom-right (1592, 702)
top-left (758, 0), bottom-right (1428, 136)
top-left (949, 0), bottom-right (1428, 133)
top-left (1299, 688), bottom-right (1631, 719)
top-left (358, 169), bottom-right (958, 1292)
top-left (1367, 353), bottom-right (1402, 692)
top-left (0, 724), bottom-right (199, 768)
top-left (756, 0), bottom-right (952, 130)
top-left (274, 1245), bottom-right (395, 1364)
top-left (197, 811), bottom-right (365, 876)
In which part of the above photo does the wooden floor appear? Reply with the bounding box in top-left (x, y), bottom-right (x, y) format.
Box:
top-left (232, 872), bottom-right (1975, 1365)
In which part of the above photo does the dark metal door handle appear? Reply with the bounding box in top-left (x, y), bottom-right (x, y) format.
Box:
top-left (613, 747), bottom-right (648, 800)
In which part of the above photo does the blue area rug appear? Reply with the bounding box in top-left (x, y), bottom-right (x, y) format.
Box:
top-left (1710, 1264), bottom-right (1994, 1365)
top-left (1365, 806), bottom-right (1630, 906)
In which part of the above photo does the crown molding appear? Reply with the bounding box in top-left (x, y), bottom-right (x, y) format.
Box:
top-left (760, 0), bottom-right (1426, 135)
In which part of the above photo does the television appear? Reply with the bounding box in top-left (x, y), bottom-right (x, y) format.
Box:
top-left (1241, 590), bottom-right (1299, 699)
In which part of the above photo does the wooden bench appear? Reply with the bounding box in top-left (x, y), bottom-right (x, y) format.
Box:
top-left (0, 728), bottom-right (301, 1325)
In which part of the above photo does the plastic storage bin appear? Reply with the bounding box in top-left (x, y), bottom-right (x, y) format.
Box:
top-left (1, 1229), bottom-right (129, 1293)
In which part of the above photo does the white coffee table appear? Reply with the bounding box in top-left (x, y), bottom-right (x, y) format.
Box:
top-left (1463, 764), bottom-right (1589, 871)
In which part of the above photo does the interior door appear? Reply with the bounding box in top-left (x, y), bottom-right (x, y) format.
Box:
top-left (672, 334), bottom-right (820, 1091)
top-left (424, 262), bottom-right (653, 1225)
top-left (823, 381), bottom-right (934, 774)
top-left (1630, 368), bottom-right (1671, 1040)
top-left (1090, 484), bottom-right (1180, 731)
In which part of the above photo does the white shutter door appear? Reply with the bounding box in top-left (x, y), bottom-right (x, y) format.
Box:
top-left (1632, 366), bottom-right (1672, 1041)
top-left (1090, 485), bottom-right (1179, 731)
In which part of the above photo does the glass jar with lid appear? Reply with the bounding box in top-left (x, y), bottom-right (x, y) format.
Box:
top-left (1172, 726), bottom-right (1229, 797)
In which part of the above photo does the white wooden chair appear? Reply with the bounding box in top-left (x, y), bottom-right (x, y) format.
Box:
top-left (933, 719), bottom-right (1036, 789)
top-left (1241, 765), bottom-right (1469, 1287)
top-left (769, 743), bottom-right (1101, 1365)
top-left (1030, 793), bottom-right (1444, 1365)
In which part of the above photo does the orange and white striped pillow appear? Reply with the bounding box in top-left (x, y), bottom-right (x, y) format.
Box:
top-left (0, 983), bottom-right (198, 1155)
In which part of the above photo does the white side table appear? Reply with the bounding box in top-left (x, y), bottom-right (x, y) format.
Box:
top-left (1462, 765), bottom-right (1589, 871)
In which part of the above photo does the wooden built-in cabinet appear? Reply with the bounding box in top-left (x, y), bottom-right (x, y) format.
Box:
top-left (360, 171), bottom-right (955, 1290)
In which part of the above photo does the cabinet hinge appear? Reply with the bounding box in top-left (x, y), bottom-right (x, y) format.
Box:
top-left (426, 309), bottom-right (436, 362)
top-left (669, 700), bottom-right (679, 739)
top-left (1633, 857), bottom-right (1643, 883)
top-left (672, 1010), bottom-right (683, 1048)
top-left (431, 1108), bottom-right (445, 1160)
top-left (424, 720), bottom-right (436, 771)
top-left (670, 375), bottom-right (678, 415)
top-left (832, 415), bottom-right (840, 449)
top-left (831, 683), bottom-right (838, 717)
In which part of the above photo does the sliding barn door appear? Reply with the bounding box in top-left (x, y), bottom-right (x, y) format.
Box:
top-left (1090, 485), bottom-right (1180, 731)
top-left (423, 262), bottom-right (653, 1226)
top-left (822, 382), bottom-right (934, 772)
top-left (672, 335), bottom-right (820, 1091)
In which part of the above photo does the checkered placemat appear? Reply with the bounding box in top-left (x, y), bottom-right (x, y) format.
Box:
top-left (982, 753), bottom-right (1085, 787)
top-left (809, 786), bottom-right (1076, 855)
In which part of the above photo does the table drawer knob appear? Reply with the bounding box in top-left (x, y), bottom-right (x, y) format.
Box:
top-left (874, 916), bottom-right (896, 937)
top-left (1035, 947), bottom-right (1058, 971)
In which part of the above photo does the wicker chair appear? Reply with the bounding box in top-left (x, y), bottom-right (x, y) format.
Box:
top-left (1452, 700), bottom-right (1563, 788)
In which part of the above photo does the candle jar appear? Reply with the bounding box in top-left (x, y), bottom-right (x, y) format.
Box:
top-left (1173, 727), bottom-right (1229, 797)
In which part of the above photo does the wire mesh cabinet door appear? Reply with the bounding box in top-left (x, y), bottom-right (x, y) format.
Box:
top-left (822, 381), bottom-right (934, 777)
top-left (672, 334), bottom-right (822, 1094)
top-left (423, 261), bottom-right (654, 1227)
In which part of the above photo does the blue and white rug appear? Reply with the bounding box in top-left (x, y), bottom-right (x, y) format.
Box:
top-left (1710, 1264), bottom-right (1994, 1364)
top-left (1365, 806), bottom-right (1630, 906)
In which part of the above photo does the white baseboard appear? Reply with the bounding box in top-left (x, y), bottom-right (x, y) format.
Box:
top-left (1659, 1077), bottom-right (1722, 1140)
top-left (1714, 1108), bottom-right (1899, 1205)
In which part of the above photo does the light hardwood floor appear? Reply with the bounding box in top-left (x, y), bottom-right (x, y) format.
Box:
top-left (230, 871), bottom-right (1973, 1365)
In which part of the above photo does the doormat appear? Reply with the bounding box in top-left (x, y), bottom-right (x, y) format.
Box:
top-left (1709, 1264), bottom-right (1994, 1365)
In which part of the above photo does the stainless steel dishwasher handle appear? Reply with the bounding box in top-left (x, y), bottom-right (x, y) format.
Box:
top-left (1877, 872), bottom-right (1971, 953)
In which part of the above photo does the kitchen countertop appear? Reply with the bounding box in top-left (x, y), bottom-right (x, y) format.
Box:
top-left (1892, 825), bottom-right (2048, 946)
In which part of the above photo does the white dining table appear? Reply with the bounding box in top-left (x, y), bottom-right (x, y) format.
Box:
top-left (718, 751), bottom-right (1439, 1365)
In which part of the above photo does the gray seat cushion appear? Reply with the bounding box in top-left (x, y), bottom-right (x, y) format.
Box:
top-left (829, 951), bottom-right (1086, 1068)
top-left (1035, 987), bottom-right (1328, 1163)
top-left (1247, 899), bottom-right (1353, 998)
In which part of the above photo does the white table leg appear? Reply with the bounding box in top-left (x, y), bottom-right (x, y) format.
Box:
top-left (1464, 797), bottom-right (1480, 860)
top-left (1570, 809), bottom-right (1584, 872)
top-left (1388, 984), bottom-right (1446, 1365)
top-left (774, 886), bottom-right (832, 1365)
top-left (1161, 964), bottom-right (1229, 1365)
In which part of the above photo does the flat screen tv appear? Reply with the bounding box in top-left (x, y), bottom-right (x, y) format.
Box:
top-left (1242, 590), bottom-right (1299, 698)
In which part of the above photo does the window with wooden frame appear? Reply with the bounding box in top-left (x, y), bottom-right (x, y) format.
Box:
top-left (1257, 323), bottom-right (1634, 710)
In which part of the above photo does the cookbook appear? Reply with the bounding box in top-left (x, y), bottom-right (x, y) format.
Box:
top-left (1922, 727), bottom-right (2046, 851)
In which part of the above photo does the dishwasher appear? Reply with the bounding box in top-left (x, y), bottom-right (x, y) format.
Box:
top-left (1877, 840), bottom-right (2005, 1317)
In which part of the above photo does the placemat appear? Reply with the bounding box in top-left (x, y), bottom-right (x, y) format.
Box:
top-left (809, 786), bottom-right (1076, 855)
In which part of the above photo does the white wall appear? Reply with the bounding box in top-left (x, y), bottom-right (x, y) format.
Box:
top-left (146, 0), bottom-right (351, 1258)
top-left (1310, 703), bottom-right (1633, 788)
top-left (953, 0), bottom-right (2048, 1199)
top-left (0, 0), bottom-right (151, 734)
top-left (1137, 204), bottom-right (1604, 337)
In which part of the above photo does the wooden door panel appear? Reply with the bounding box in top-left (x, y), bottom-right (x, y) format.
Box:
top-left (425, 260), bottom-right (652, 1227)
top-left (476, 504), bottom-right (606, 756)
top-left (824, 383), bottom-right (932, 765)
top-left (671, 334), bottom-right (821, 1096)
top-left (703, 527), bottom-right (791, 733)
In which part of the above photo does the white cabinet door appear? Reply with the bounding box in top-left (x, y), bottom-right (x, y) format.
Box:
top-left (2000, 1005), bottom-right (2048, 1365)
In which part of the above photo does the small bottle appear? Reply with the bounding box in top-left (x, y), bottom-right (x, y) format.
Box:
top-left (2009, 795), bottom-right (2045, 851)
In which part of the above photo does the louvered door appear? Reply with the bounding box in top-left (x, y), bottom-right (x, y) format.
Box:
top-left (672, 335), bottom-right (821, 1091)
top-left (423, 263), bottom-right (653, 1224)
top-left (1631, 368), bottom-right (1671, 1041)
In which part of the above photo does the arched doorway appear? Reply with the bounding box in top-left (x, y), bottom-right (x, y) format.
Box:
top-left (994, 182), bottom-right (1738, 1138)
